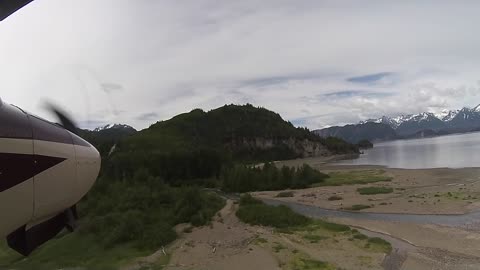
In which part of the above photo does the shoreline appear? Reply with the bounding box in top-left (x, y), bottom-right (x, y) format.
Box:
top-left (256, 157), bottom-right (480, 216)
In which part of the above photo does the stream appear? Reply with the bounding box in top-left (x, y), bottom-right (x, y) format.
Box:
top-left (262, 198), bottom-right (480, 228)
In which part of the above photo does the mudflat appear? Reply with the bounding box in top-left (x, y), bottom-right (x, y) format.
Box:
top-left (255, 157), bottom-right (480, 215)
top-left (251, 156), bottom-right (480, 269)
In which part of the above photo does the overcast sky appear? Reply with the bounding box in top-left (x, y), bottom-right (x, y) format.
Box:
top-left (1, 0), bottom-right (480, 130)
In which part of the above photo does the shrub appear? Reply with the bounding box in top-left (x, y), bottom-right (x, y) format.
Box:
top-left (276, 191), bottom-right (295, 198)
top-left (353, 234), bottom-right (368, 240)
top-left (79, 174), bottom-right (225, 251)
top-left (328, 195), bottom-right (343, 201)
top-left (236, 195), bottom-right (310, 228)
top-left (315, 220), bottom-right (351, 232)
top-left (357, 187), bottom-right (393, 195)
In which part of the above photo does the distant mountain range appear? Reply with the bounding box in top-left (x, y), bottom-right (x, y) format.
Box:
top-left (315, 104), bottom-right (480, 143)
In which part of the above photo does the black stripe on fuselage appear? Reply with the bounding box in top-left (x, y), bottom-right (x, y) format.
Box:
top-left (0, 153), bottom-right (66, 193)
top-left (0, 103), bottom-right (91, 147)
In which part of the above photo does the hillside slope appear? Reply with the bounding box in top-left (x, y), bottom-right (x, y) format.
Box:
top-left (104, 104), bottom-right (357, 182)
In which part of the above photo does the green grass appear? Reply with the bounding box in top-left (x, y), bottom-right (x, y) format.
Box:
top-left (313, 170), bottom-right (392, 187)
top-left (276, 191), bottom-right (295, 198)
top-left (357, 187), bottom-right (393, 195)
top-left (291, 257), bottom-right (336, 270)
top-left (344, 204), bottom-right (371, 211)
top-left (0, 233), bottom-right (162, 270)
top-left (367, 237), bottom-right (393, 254)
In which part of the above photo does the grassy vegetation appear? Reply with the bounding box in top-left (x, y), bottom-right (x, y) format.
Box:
top-left (357, 187), bottom-right (393, 195)
top-left (313, 170), bottom-right (392, 187)
top-left (367, 237), bottom-right (393, 254)
top-left (291, 257), bottom-right (336, 270)
top-left (344, 204), bottom-right (372, 211)
top-left (236, 195), bottom-right (310, 228)
top-left (436, 191), bottom-right (479, 201)
top-left (0, 234), bottom-right (159, 270)
top-left (349, 231), bottom-right (392, 254)
top-left (276, 191), bottom-right (295, 197)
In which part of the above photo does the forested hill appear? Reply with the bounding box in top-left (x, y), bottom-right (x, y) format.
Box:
top-left (78, 124), bottom-right (137, 156)
top-left (102, 104), bottom-right (358, 183)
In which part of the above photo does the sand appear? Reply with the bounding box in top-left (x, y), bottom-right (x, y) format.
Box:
top-left (122, 199), bottom-right (388, 270)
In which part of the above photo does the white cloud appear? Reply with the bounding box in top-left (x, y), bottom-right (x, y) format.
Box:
top-left (0, 0), bottom-right (479, 129)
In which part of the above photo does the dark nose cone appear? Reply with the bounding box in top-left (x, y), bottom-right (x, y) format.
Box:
top-left (0, 0), bottom-right (34, 21)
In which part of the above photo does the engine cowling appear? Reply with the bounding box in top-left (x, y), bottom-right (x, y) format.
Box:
top-left (0, 102), bottom-right (100, 253)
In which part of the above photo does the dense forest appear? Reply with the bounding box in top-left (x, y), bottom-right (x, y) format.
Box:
top-left (222, 163), bottom-right (329, 192)
top-left (102, 104), bottom-right (358, 185)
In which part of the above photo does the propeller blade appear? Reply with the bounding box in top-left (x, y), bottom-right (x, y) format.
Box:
top-left (0, 0), bottom-right (34, 21)
top-left (46, 103), bottom-right (79, 135)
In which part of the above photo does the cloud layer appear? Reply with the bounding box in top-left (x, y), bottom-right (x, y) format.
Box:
top-left (1, 0), bottom-right (479, 129)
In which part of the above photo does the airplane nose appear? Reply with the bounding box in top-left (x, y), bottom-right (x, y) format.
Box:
top-left (71, 134), bottom-right (101, 202)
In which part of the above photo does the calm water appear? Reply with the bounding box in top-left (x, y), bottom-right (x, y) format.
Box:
top-left (338, 132), bottom-right (480, 169)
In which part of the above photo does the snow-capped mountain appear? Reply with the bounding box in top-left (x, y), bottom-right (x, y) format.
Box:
top-left (475, 104), bottom-right (480, 112)
top-left (93, 123), bottom-right (136, 132)
top-left (361, 105), bottom-right (480, 133)
top-left (361, 115), bottom-right (407, 129)
top-left (318, 104), bottom-right (480, 142)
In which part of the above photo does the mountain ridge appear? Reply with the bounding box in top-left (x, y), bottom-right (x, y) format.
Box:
top-left (316, 104), bottom-right (480, 143)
